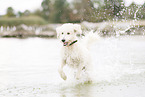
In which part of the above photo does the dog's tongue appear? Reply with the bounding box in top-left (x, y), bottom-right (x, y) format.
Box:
top-left (63, 42), bottom-right (68, 46)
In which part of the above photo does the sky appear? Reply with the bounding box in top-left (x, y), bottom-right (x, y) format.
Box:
top-left (124, 0), bottom-right (145, 6)
top-left (0, 0), bottom-right (145, 15)
top-left (0, 0), bottom-right (42, 15)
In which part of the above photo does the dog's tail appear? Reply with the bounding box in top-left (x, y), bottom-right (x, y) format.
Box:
top-left (81, 31), bottom-right (101, 49)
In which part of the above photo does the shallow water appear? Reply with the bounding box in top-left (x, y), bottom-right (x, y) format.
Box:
top-left (0, 36), bottom-right (145, 97)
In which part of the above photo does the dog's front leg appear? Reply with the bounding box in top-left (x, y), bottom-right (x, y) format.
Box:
top-left (58, 60), bottom-right (67, 80)
top-left (76, 65), bottom-right (83, 80)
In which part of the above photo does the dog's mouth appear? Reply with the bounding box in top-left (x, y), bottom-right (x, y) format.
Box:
top-left (63, 42), bottom-right (68, 46)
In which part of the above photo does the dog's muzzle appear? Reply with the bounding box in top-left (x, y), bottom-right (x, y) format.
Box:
top-left (61, 39), bottom-right (78, 46)
top-left (63, 42), bottom-right (68, 46)
top-left (61, 39), bottom-right (68, 46)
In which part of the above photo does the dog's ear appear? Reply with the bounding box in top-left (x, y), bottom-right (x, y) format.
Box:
top-left (56, 27), bottom-right (60, 38)
top-left (73, 24), bottom-right (82, 34)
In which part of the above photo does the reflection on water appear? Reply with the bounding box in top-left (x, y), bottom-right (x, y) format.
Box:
top-left (0, 36), bottom-right (145, 97)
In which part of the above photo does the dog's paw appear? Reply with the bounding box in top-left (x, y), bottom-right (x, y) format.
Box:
top-left (85, 79), bottom-right (92, 84)
top-left (76, 75), bottom-right (80, 80)
top-left (60, 72), bottom-right (67, 80)
top-left (62, 75), bottom-right (67, 80)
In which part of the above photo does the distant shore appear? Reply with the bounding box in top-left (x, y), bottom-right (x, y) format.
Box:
top-left (0, 20), bottom-right (145, 38)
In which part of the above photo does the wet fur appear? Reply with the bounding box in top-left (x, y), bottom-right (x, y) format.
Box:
top-left (56, 23), bottom-right (97, 81)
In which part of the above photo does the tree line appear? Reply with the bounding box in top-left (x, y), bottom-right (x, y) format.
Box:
top-left (3, 0), bottom-right (145, 23)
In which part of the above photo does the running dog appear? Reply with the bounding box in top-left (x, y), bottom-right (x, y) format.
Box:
top-left (56, 23), bottom-right (99, 81)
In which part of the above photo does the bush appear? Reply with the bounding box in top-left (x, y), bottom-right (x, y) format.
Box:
top-left (0, 16), bottom-right (47, 26)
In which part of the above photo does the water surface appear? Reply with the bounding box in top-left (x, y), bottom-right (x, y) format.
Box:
top-left (0, 36), bottom-right (145, 97)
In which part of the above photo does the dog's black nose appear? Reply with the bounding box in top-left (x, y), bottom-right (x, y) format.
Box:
top-left (62, 39), bottom-right (65, 42)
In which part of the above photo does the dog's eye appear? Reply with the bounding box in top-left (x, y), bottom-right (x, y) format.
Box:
top-left (67, 32), bottom-right (70, 35)
top-left (62, 32), bottom-right (64, 34)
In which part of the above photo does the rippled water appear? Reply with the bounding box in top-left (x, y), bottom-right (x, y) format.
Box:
top-left (0, 36), bottom-right (145, 97)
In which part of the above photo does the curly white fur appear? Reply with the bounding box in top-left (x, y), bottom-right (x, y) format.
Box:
top-left (56, 23), bottom-right (99, 81)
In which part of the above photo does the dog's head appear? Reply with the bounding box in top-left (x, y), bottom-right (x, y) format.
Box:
top-left (56, 23), bottom-right (82, 46)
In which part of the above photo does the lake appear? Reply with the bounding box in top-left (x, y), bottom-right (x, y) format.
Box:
top-left (0, 36), bottom-right (145, 97)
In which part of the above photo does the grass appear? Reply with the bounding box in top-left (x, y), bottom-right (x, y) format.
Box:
top-left (0, 16), bottom-right (47, 26)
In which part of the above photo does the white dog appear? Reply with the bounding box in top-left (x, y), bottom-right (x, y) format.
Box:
top-left (56, 23), bottom-right (98, 82)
